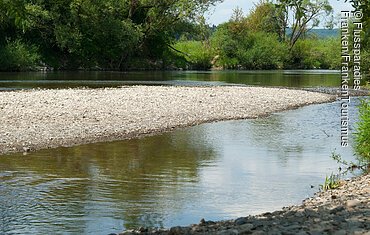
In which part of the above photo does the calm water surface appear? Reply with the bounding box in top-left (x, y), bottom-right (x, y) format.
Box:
top-left (0, 98), bottom-right (362, 234)
top-left (0, 70), bottom-right (342, 90)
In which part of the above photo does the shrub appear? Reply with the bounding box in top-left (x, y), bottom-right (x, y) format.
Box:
top-left (237, 32), bottom-right (288, 69)
top-left (362, 49), bottom-right (370, 78)
top-left (0, 40), bottom-right (40, 71)
top-left (288, 37), bottom-right (340, 69)
top-left (355, 98), bottom-right (370, 159)
top-left (212, 27), bottom-right (288, 70)
top-left (173, 40), bottom-right (214, 70)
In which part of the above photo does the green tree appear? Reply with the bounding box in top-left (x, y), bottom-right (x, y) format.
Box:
top-left (275, 0), bottom-right (333, 49)
top-left (244, 0), bottom-right (284, 39)
top-left (0, 0), bottom-right (223, 70)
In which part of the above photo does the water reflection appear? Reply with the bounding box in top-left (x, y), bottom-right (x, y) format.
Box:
top-left (0, 98), bottom-right (362, 234)
top-left (0, 70), bottom-right (343, 90)
top-left (0, 130), bottom-right (217, 234)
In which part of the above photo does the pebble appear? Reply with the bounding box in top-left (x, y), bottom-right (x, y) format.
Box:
top-left (346, 199), bottom-right (361, 208)
top-left (118, 174), bottom-right (369, 235)
top-left (0, 86), bottom-right (334, 155)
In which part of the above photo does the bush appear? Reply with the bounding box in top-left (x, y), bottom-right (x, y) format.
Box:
top-left (362, 49), bottom-right (370, 77)
top-left (355, 98), bottom-right (370, 159)
top-left (212, 25), bottom-right (288, 70)
top-left (173, 41), bottom-right (214, 70)
top-left (236, 32), bottom-right (288, 69)
top-left (288, 37), bottom-right (340, 69)
top-left (0, 40), bottom-right (40, 71)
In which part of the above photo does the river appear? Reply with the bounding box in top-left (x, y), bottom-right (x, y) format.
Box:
top-left (0, 70), bottom-right (363, 234)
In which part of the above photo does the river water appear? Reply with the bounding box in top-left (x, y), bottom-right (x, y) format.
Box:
top-left (0, 71), bottom-right (364, 234)
top-left (0, 70), bottom-right (341, 90)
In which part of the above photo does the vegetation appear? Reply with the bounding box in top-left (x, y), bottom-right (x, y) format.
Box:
top-left (355, 99), bottom-right (370, 160)
top-left (0, 0), bottom-right (368, 72)
top-left (171, 0), bottom-right (340, 70)
top-left (0, 40), bottom-right (40, 71)
top-left (288, 37), bottom-right (340, 69)
top-left (0, 0), bottom-right (221, 71)
top-left (320, 173), bottom-right (340, 191)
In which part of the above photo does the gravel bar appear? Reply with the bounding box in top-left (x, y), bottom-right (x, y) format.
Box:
top-left (0, 86), bottom-right (334, 155)
top-left (119, 174), bottom-right (370, 235)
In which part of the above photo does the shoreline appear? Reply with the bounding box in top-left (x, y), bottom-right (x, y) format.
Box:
top-left (0, 86), bottom-right (334, 155)
top-left (119, 173), bottom-right (370, 235)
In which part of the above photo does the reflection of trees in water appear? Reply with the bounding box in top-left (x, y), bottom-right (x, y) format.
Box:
top-left (180, 72), bottom-right (339, 87)
top-left (237, 113), bottom-right (308, 165)
top-left (0, 128), bottom-right (218, 232)
top-left (202, 117), bottom-right (305, 167)
top-left (246, 103), bottom-right (339, 165)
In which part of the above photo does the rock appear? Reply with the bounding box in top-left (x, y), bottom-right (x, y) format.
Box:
top-left (138, 227), bottom-right (147, 232)
top-left (334, 230), bottom-right (347, 235)
top-left (235, 217), bottom-right (248, 225)
top-left (251, 231), bottom-right (264, 235)
top-left (296, 231), bottom-right (309, 235)
top-left (217, 229), bottom-right (239, 235)
top-left (284, 224), bottom-right (301, 230)
top-left (346, 199), bottom-right (361, 208)
top-left (169, 226), bottom-right (190, 235)
top-left (238, 223), bottom-right (253, 233)
top-left (116, 173), bottom-right (370, 235)
top-left (330, 206), bottom-right (345, 214)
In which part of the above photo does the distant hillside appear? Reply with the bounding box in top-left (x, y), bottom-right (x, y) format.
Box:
top-left (286, 28), bottom-right (340, 38)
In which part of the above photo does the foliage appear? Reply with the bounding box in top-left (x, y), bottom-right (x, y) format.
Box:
top-left (235, 32), bottom-right (288, 69)
top-left (276, 0), bottom-right (333, 49)
top-left (173, 41), bottom-right (213, 70)
top-left (363, 50), bottom-right (370, 77)
top-left (0, 0), bottom-right (222, 70)
top-left (288, 37), bottom-right (340, 69)
top-left (320, 173), bottom-right (340, 191)
top-left (211, 22), bottom-right (288, 69)
top-left (355, 98), bottom-right (370, 159)
top-left (331, 152), bottom-right (369, 174)
top-left (0, 40), bottom-right (40, 71)
top-left (244, 0), bottom-right (284, 39)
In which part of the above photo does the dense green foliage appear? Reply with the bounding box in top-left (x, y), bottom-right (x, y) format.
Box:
top-left (0, 0), bottom-right (368, 72)
top-left (355, 99), bottom-right (370, 159)
top-left (211, 26), bottom-right (288, 69)
top-left (173, 0), bottom-right (339, 70)
top-left (0, 0), bottom-right (221, 71)
top-left (288, 37), bottom-right (340, 69)
top-left (174, 41), bottom-right (213, 70)
top-left (0, 40), bottom-right (40, 71)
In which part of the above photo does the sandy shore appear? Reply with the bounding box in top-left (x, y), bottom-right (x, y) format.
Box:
top-left (119, 174), bottom-right (370, 235)
top-left (0, 86), bottom-right (334, 155)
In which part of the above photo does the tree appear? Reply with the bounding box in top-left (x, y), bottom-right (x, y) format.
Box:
top-left (244, 0), bottom-right (284, 39)
top-left (0, 0), bottom-right (223, 70)
top-left (275, 0), bottom-right (333, 49)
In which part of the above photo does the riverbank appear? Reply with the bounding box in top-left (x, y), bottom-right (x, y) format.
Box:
top-left (0, 86), bottom-right (334, 155)
top-left (119, 173), bottom-right (370, 235)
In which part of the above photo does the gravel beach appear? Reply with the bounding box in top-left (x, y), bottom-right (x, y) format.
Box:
top-left (119, 174), bottom-right (370, 235)
top-left (0, 86), bottom-right (333, 155)
top-left (0, 86), bottom-right (334, 155)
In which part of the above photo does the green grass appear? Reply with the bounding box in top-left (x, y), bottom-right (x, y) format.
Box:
top-left (355, 98), bottom-right (370, 160)
top-left (320, 173), bottom-right (340, 191)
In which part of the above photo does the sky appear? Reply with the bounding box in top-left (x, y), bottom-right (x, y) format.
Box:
top-left (207, 0), bottom-right (353, 26)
